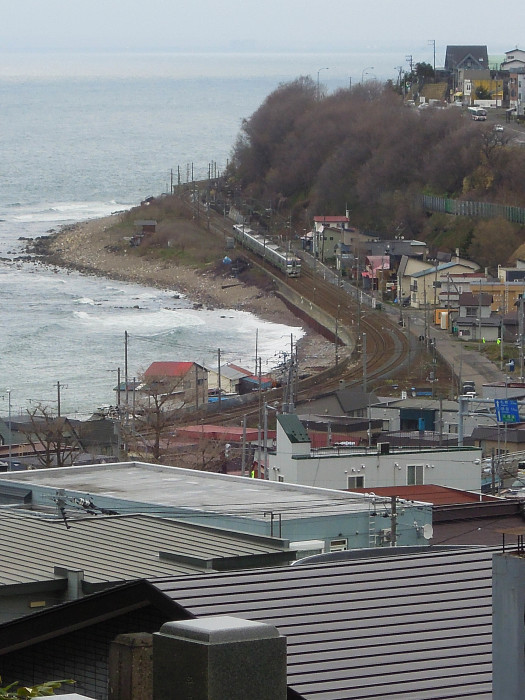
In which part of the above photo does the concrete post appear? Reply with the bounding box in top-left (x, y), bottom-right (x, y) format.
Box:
top-left (108, 633), bottom-right (153, 700)
top-left (493, 552), bottom-right (525, 699)
top-left (153, 616), bottom-right (287, 700)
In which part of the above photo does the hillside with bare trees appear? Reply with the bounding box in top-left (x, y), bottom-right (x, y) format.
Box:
top-left (228, 77), bottom-right (525, 268)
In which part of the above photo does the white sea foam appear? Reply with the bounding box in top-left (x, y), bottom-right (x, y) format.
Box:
top-left (0, 53), bottom-right (312, 416)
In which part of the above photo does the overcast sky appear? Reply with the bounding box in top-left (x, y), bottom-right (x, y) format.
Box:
top-left (2, 0), bottom-right (521, 58)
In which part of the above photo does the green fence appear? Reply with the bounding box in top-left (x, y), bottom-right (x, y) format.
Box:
top-left (420, 194), bottom-right (525, 224)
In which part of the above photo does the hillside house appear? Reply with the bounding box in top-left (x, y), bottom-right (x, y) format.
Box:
top-left (312, 215), bottom-right (349, 261)
top-left (452, 292), bottom-right (500, 341)
top-left (409, 261), bottom-right (478, 308)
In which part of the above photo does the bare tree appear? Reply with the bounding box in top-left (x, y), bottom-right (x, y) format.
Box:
top-left (21, 404), bottom-right (81, 468)
top-left (123, 372), bottom-right (186, 461)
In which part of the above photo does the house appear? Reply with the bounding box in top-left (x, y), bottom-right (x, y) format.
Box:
top-left (501, 48), bottom-right (525, 72)
top-left (205, 362), bottom-right (250, 395)
top-left (296, 386), bottom-right (378, 418)
top-left (0, 461), bottom-right (430, 552)
top-left (312, 215), bottom-right (349, 261)
top-left (409, 261), bottom-right (479, 309)
top-left (0, 510), bottom-right (293, 623)
top-left (452, 291), bottom-right (500, 342)
top-left (445, 45), bottom-right (489, 99)
top-left (0, 546), bottom-right (499, 698)
top-left (369, 395), bottom-right (496, 439)
top-left (498, 260), bottom-right (525, 283)
top-left (142, 361), bottom-right (208, 410)
top-left (397, 254), bottom-right (432, 301)
top-left (437, 270), bottom-right (487, 308)
top-left (470, 424), bottom-right (525, 457)
top-left (363, 254), bottom-right (390, 293)
top-left (270, 414), bottom-right (482, 492)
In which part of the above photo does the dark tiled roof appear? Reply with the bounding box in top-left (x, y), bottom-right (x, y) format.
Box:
top-left (458, 292), bottom-right (492, 306)
top-left (445, 45), bottom-right (489, 70)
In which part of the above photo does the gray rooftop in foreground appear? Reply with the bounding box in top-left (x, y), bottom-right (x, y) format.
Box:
top-left (0, 511), bottom-right (292, 587)
top-left (0, 461), bottom-right (383, 519)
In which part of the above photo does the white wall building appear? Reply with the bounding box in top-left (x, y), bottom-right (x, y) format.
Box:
top-left (270, 415), bottom-right (482, 492)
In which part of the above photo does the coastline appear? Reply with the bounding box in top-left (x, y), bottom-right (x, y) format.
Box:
top-left (36, 214), bottom-right (337, 372)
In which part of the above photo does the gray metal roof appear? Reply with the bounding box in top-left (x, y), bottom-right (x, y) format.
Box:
top-left (0, 546), bottom-right (499, 698)
top-left (0, 462), bottom-right (378, 520)
top-left (150, 546), bottom-right (496, 699)
top-left (0, 511), bottom-right (292, 588)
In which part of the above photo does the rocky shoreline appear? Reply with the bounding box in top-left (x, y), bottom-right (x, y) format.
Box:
top-left (32, 214), bottom-right (337, 373)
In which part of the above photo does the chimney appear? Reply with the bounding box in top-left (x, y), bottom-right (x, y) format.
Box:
top-left (153, 616), bottom-right (287, 700)
top-left (493, 551), bottom-right (525, 698)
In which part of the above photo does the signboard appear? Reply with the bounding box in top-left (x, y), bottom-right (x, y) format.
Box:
top-left (494, 398), bottom-right (520, 423)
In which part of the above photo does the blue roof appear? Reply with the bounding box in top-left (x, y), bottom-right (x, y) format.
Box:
top-left (412, 262), bottom-right (462, 278)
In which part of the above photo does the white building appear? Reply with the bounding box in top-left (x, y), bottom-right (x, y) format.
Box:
top-left (270, 415), bottom-right (482, 492)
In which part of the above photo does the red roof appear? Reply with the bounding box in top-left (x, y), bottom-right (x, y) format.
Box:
top-left (144, 361), bottom-right (194, 378)
top-left (351, 484), bottom-right (499, 505)
top-left (178, 425), bottom-right (276, 442)
top-left (314, 216), bottom-right (349, 223)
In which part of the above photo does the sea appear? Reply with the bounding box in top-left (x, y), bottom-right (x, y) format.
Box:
top-left (0, 50), bottom-right (401, 418)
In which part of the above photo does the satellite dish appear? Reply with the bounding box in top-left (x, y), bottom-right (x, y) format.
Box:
top-left (422, 523), bottom-right (434, 540)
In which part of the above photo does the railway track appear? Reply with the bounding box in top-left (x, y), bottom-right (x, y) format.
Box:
top-left (176, 196), bottom-right (411, 425)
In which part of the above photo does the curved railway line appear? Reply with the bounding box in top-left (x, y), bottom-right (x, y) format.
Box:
top-left (179, 197), bottom-right (412, 424)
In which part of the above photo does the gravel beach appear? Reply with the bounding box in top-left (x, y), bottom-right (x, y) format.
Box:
top-left (37, 214), bottom-right (337, 372)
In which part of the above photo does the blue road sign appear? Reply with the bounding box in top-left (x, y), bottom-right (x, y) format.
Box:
top-left (494, 398), bottom-right (520, 423)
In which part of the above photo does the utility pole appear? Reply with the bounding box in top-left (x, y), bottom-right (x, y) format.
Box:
top-left (362, 332), bottom-right (367, 392)
top-left (257, 358), bottom-right (262, 478)
top-left (217, 348), bottom-right (222, 409)
top-left (428, 39), bottom-right (436, 75)
top-left (241, 415), bottom-right (247, 477)
top-left (7, 389), bottom-right (12, 471)
top-left (124, 331), bottom-right (129, 412)
top-left (478, 280), bottom-right (483, 352)
top-left (335, 306), bottom-right (340, 368)
top-left (519, 296), bottom-right (525, 381)
top-left (390, 496), bottom-right (397, 546)
top-left (56, 381), bottom-right (61, 417)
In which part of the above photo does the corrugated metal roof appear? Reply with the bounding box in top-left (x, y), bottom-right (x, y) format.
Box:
top-left (0, 511), bottom-right (292, 587)
top-left (150, 547), bottom-right (496, 699)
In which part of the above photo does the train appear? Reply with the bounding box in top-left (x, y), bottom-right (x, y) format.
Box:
top-left (232, 224), bottom-right (301, 277)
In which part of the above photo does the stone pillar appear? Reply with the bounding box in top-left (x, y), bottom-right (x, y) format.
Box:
top-left (108, 632), bottom-right (153, 700)
top-left (153, 616), bottom-right (287, 700)
top-left (493, 552), bottom-right (525, 699)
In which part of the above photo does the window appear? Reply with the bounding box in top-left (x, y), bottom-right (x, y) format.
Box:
top-left (329, 538), bottom-right (348, 552)
top-left (278, 474), bottom-right (284, 483)
top-left (347, 475), bottom-right (364, 489)
top-left (407, 464), bottom-right (424, 485)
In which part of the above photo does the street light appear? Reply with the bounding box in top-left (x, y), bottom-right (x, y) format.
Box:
top-left (361, 66), bottom-right (374, 83)
top-left (317, 67), bottom-right (329, 100)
